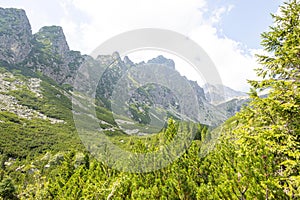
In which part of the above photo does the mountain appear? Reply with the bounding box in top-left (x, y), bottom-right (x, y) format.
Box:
top-left (0, 2), bottom-right (297, 199)
top-left (147, 55), bottom-right (175, 69)
top-left (203, 83), bottom-right (247, 105)
top-left (0, 7), bottom-right (246, 131)
top-left (0, 8), bottom-right (32, 64)
top-left (96, 53), bottom-right (235, 127)
top-left (216, 97), bottom-right (250, 118)
top-left (23, 25), bottom-right (84, 84)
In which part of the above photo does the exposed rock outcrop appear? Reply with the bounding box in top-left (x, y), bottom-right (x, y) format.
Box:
top-left (24, 25), bottom-right (84, 84)
top-left (0, 8), bottom-right (32, 64)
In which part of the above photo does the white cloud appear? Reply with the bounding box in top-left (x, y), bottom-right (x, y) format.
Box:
top-left (58, 0), bottom-right (207, 53)
top-left (209, 4), bottom-right (234, 25)
top-left (188, 25), bottom-right (259, 92)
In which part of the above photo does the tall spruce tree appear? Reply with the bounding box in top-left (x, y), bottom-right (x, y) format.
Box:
top-left (233, 0), bottom-right (300, 198)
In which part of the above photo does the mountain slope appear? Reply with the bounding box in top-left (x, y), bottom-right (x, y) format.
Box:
top-left (0, 7), bottom-right (245, 131)
top-left (0, 66), bottom-right (83, 158)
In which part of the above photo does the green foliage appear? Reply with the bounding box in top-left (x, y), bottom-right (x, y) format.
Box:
top-left (204, 0), bottom-right (300, 198)
top-left (19, 141), bottom-right (210, 199)
top-left (0, 111), bottom-right (82, 158)
top-left (1, 1), bottom-right (300, 199)
top-left (0, 68), bottom-right (83, 158)
top-left (128, 103), bottom-right (151, 125)
top-left (0, 177), bottom-right (16, 200)
top-left (244, 0), bottom-right (300, 197)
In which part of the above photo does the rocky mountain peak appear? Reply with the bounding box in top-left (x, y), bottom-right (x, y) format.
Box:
top-left (124, 56), bottom-right (134, 66)
top-left (34, 26), bottom-right (70, 58)
top-left (147, 55), bottom-right (175, 69)
top-left (0, 8), bottom-right (32, 64)
top-left (112, 51), bottom-right (121, 60)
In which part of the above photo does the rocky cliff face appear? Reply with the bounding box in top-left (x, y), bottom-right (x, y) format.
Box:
top-left (35, 26), bottom-right (70, 57)
top-left (94, 54), bottom-right (228, 125)
top-left (0, 8), bottom-right (32, 64)
top-left (0, 8), bottom-right (84, 84)
top-left (24, 25), bottom-right (84, 84)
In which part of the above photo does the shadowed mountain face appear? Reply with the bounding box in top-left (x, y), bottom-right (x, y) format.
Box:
top-left (0, 7), bottom-right (247, 127)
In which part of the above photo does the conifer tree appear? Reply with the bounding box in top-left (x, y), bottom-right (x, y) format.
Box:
top-left (233, 0), bottom-right (300, 197)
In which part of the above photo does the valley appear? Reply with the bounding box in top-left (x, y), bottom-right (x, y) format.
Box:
top-left (0, 2), bottom-right (299, 199)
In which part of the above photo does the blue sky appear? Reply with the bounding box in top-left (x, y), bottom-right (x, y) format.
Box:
top-left (208, 0), bottom-right (283, 49)
top-left (0, 0), bottom-right (284, 91)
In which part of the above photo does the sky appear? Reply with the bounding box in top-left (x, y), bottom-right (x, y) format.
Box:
top-left (0, 0), bottom-right (284, 92)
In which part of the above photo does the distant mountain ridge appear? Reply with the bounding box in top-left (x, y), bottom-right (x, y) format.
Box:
top-left (203, 83), bottom-right (247, 105)
top-left (0, 7), bottom-right (248, 127)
